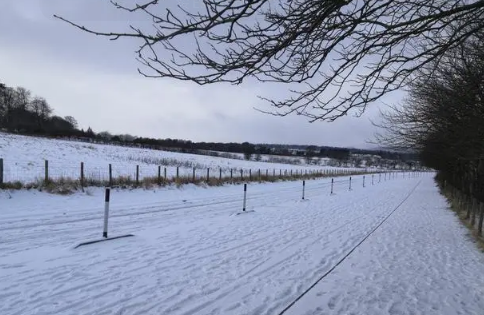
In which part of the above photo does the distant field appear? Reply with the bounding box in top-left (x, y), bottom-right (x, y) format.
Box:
top-left (0, 133), bottom-right (359, 184)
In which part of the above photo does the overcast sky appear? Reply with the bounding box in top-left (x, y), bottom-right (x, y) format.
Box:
top-left (0, 0), bottom-right (404, 149)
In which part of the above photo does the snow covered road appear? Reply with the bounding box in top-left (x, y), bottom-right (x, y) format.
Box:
top-left (1, 174), bottom-right (483, 315)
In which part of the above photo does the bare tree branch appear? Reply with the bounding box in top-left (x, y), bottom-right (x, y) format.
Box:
top-left (54, 0), bottom-right (484, 121)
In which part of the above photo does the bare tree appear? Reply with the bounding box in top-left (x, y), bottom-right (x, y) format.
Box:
top-left (64, 116), bottom-right (78, 129)
top-left (375, 31), bottom-right (484, 198)
top-left (29, 97), bottom-right (52, 129)
top-left (15, 87), bottom-right (32, 111)
top-left (55, 0), bottom-right (484, 122)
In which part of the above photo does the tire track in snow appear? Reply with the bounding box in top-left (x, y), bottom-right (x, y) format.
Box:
top-left (150, 187), bottom-right (413, 315)
top-left (276, 180), bottom-right (422, 315)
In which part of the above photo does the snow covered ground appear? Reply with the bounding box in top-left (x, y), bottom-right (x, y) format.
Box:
top-left (1, 173), bottom-right (483, 315)
top-left (0, 133), bottom-right (356, 184)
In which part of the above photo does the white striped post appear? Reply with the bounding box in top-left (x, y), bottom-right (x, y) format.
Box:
top-left (103, 188), bottom-right (111, 238)
top-left (242, 184), bottom-right (247, 212)
top-left (302, 180), bottom-right (306, 200)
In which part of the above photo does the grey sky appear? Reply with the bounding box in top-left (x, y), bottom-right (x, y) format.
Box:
top-left (0, 0), bottom-right (403, 149)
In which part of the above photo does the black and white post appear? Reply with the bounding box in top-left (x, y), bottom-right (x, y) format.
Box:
top-left (242, 183), bottom-right (247, 212)
top-left (103, 188), bottom-right (111, 238)
top-left (302, 180), bottom-right (306, 200)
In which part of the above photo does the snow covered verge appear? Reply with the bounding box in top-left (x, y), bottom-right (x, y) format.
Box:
top-left (1, 173), bottom-right (483, 315)
top-left (0, 133), bottom-right (360, 185)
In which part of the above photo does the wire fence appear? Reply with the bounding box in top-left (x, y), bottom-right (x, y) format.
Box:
top-left (0, 158), bottom-right (376, 188)
top-left (441, 182), bottom-right (484, 238)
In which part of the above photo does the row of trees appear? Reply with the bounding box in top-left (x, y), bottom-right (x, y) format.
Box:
top-left (376, 30), bottom-right (484, 201)
top-left (0, 82), bottom-right (80, 136)
top-left (92, 131), bottom-right (413, 165)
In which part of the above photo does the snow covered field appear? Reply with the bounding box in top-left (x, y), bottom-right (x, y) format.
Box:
top-left (0, 133), bottom-right (354, 184)
top-left (1, 173), bottom-right (483, 315)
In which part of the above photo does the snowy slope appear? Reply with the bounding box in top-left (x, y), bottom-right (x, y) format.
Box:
top-left (0, 133), bottom-right (354, 183)
top-left (1, 173), bottom-right (483, 315)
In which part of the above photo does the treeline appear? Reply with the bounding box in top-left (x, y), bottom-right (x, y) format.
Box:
top-left (377, 30), bottom-right (484, 201)
top-left (0, 82), bottom-right (84, 136)
top-left (1, 81), bottom-right (412, 165)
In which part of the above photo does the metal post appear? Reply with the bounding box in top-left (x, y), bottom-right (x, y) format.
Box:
top-left (219, 168), bottom-right (222, 181)
top-left (363, 175), bottom-right (366, 187)
top-left (349, 177), bottom-right (352, 191)
top-left (243, 184), bottom-right (247, 212)
top-left (176, 167), bottom-right (179, 181)
top-left (331, 178), bottom-right (334, 195)
top-left (103, 188), bottom-right (111, 238)
top-left (193, 167), bottom-right (196, 182)
top-left (302, 180), bottom-right (306, 200)
top-left (164, 167), bottom-right (167, 180)
top-left (372, 174), bottom-right (374, 185)
top-left (379, 173), bottom-right (381, 183)
top-left (230, 168), bottom-right (233, 179)
top-left (207, 168), bottom-right (210, 182)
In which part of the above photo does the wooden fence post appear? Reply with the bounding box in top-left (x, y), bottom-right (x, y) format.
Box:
top-left (80, 162), bottom-right (84, 187)
top-left (207, 168), bottom-right (210, 182)
top-left (466, 195), bottom-right (472, 219)
top-left (136, 165), bottom-right (139, 186)
top-left (108, 164), bottom-right (112, 186)
top-left (164, 167), bottom-right (167, 181)
top-left (158, 166), bottom-right (161, 185)
top-left (219, 168), bottom-right (222, 181)
top-left (471, 198), bottom-right (477, 227)
top-left (478, 202), bottom-right (483, 236)
top-left (176, 167), bottom-right (179, 182)
top-left (0, 158), bottom-right (3, 185)
top-left (45, 160), bottom-right (49, 183)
